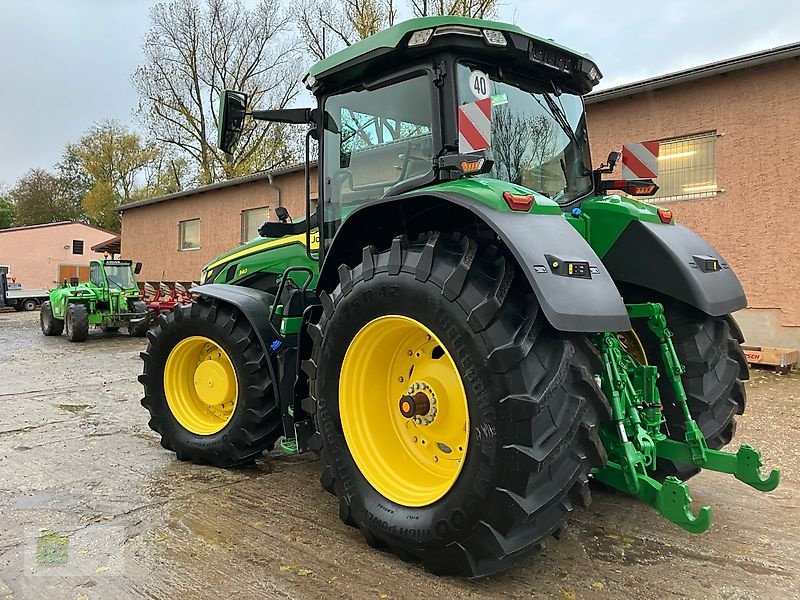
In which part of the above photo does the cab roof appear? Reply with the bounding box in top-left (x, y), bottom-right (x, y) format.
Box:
top-left (304, 16), bottom-right (601, 95)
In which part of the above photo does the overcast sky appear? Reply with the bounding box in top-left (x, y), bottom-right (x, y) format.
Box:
top-left (1, 0), bottom-right (797, 186)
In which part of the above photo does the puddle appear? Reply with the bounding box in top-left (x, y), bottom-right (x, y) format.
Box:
top-left (582, 526), bottom-right (789, 577)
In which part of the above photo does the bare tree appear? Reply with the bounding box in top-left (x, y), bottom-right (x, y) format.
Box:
top-left (133, 0), bottom-right (304, 184)
top-left (409, 0), bottom-right (499, 18)
top-left (295, 0), bottom-right (397, 60)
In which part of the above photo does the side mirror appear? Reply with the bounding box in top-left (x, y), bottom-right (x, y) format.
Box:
top-left (69, 277), bottom-right (80, 286)
top-left (275, 206), bottom-right (290, 223)
top-left (606, 151), bottom-right (620, 170)
top-left (217, 90), bottom-right (248, 155)
top-left (134, 262), bottom-right (143, 275)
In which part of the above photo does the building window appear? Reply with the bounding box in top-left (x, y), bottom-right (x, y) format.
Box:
top-left (72, 240), bottom-right (84, 255)
top-left (652, 132), bottom-right (717, 202)
top-left (179, 219), bottom-right (200, 250)
top-left (241, 207), bottom-right (269, 243)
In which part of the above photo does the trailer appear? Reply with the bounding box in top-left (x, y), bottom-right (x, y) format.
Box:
top-left (0, 273), bottom-right (49, 311)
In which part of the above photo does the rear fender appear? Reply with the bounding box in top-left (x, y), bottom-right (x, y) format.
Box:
top-left (602, 221), bottom-right (747, 316)
top-left (319, 195), bottom-right (631, 333)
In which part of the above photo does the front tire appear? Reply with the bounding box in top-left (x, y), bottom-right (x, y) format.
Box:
top-left (306, 233), bottom-right (610, 577)
top-left (65, 303), bottom-right (89, 342)
top-left (40, 301), bottom-right (64, 336)
top-left (139, 298), bottom-right (282, 466)
top-left (632, 298), bottom-right (748, 480)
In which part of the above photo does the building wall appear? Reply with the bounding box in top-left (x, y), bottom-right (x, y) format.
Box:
top-left (121, 168), bottom-right (318, 282)
top-left (586, 58), bottom-right (800, 338)
top-left (0, 223), bottom-right (111, 289)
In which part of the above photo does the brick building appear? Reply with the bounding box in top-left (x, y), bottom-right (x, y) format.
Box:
top-left (0, 221), bottom-right (116, 289)
top-left (119, 164), bottom-right (318, 282)
top-left (586, 42), bottom-right (800, 346)
top-left (119, 43), bottom-right (800, 345)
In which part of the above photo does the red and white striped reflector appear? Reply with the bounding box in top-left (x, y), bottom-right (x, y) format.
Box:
top-left (621, 141), bottom-right (659, 180)
top-left (458, 98), bottom-right (492, 153)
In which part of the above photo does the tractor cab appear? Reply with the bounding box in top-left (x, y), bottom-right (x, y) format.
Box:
top-left (89, 259), bottom-right (142, 294)
top-left (219, 18), bottom-right (604, 237)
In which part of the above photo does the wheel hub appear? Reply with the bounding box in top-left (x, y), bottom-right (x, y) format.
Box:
top-left (194, 360), bottom-right (232, 407)
top-left (399, 381), bottom-right (437, 425)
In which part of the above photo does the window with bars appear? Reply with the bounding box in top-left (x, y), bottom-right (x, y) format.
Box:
top-left (178, 219), bottom-right (200, 250)
top-left (72, 240), bottom-right (84, 255)
top-left (651, 132), bottom-right (718, 202)
top-left (241, 207), bottom-right (269, 243)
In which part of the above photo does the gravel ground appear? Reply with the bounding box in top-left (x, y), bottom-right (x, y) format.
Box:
top-left (0, 309), bottom-right (798, 599)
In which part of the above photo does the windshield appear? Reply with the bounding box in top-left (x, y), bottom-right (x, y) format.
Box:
top-left (104, 264), bottom-right (135, 289)
top-left (456, 63), bottom-right (593, 204)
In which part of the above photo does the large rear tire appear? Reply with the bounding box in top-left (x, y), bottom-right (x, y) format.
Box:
top-left (40, 301), bottom-right (64, 336)
top-left (632, 298), bottom-right (748, 480)
top-left (139, 298), bottom-right (282, 466)
top-left (306, 232), bottom-right (610, 578)
top-left (65, 303), bottom-right (89, 342)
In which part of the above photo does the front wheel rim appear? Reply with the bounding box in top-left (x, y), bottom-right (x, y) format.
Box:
top-left (164, 336), bottom-right (238, 435)
top-left (339, 315), bottom-right (469, 507)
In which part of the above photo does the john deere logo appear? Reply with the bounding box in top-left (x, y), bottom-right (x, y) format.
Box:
top-left (238, 268), bottom-right (248, 276)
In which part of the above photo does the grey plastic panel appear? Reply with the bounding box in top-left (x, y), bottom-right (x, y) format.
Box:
top-left (603, 221), bottom-right (747, 316)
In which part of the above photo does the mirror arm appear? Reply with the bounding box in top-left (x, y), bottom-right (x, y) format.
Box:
top-left (250, 108), bottom-right (316, 125)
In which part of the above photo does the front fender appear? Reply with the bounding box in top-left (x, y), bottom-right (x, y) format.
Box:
top-left (602, 221), bottom-right (747, 316)
top-left (320, 195), bottom-right (631, 333)
top-left (189, 283), bottom-right (279, 358)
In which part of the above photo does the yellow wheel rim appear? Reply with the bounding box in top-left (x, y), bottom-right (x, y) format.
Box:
top-left (164, 336), bottom-right (238, 435)
top-left (339, 315), bottom-right (469, 507)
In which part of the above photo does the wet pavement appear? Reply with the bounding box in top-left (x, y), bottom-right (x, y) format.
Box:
top-left (1, 309), bottom-right (798, 599)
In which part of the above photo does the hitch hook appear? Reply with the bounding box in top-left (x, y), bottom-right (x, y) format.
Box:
top-left (735, 445), bottom-right (781, 492)
top-left (655, 476), bottom-right (713, 534)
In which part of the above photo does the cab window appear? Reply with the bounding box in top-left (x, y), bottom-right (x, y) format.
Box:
top-left (89, 263), bottom-right (104, 287)
top-left (323, 73), bottom-right (434, 225)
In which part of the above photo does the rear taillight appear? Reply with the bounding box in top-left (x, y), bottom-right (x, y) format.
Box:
top-left (503, 191), bottom-right (534, 211)
top-left (657, 209), bottom-right (673, 224)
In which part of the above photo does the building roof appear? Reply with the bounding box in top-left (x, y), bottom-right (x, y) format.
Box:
top-left (117, 162), bottom-right (311, 212)
top-left (91, 235), bottom-right (121, 254)
top-left (586, 41), bottom-right (800, 103)
top-left (0, 220), bottom-right (116, 236)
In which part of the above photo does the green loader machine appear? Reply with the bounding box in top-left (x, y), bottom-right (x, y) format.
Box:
top-left (139, 16), bottom-right (780, 577)
top-left (42, 258), bottom-right (149, 342)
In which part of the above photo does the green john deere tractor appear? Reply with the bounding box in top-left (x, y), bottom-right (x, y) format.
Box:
top-left (139, 16), bottom-right (779, 577)
top-left (42, 258), bottom-right (149, 342)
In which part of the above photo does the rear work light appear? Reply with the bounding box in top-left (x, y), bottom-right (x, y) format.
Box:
top-left (482, 29), bottom-right (507, 46)
top-left (503, 191), bottom-right (535, 211)
top-left (408, 29), bottom-right (433, 47)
